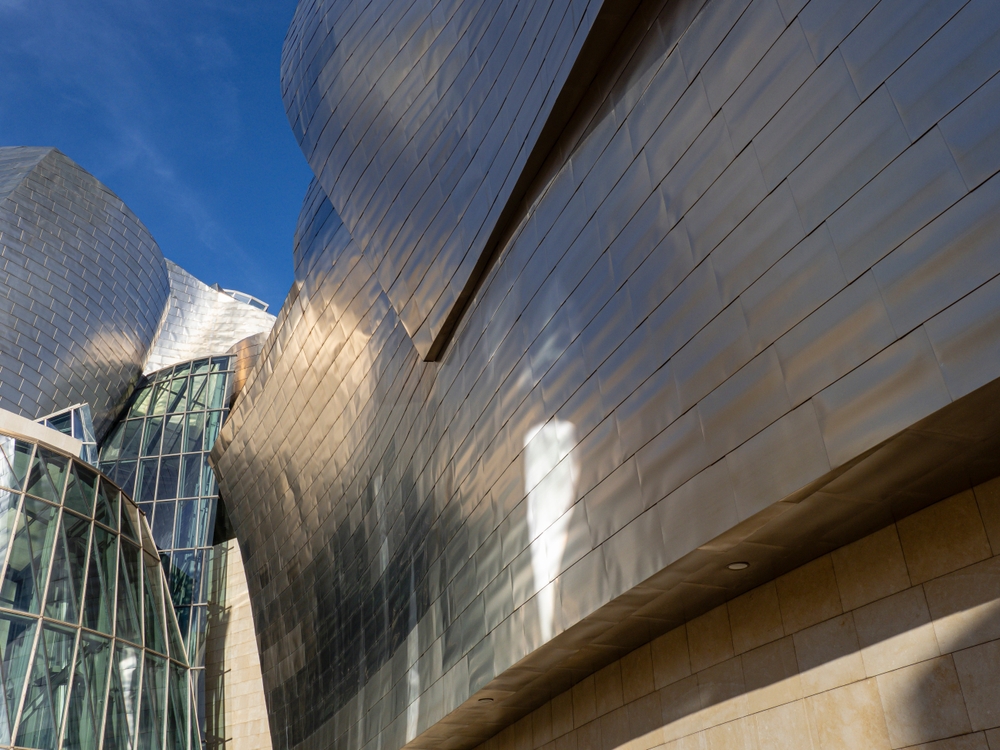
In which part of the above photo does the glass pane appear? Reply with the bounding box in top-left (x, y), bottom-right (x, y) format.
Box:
top-left (119, 421), bottom-right (143, 462)
top-left (167, 551), bottom-right (202, 609)
top-left (152, 503), bottom-right (175, 551)
top-left (0, 489), bottom-right (20, 573)
top-left (166, 378), bottom-right (188, 415)
top-left (161, 415), bottom-right (184, 456)
top-left (142, 418), bottom-right (163, 457)
top-left (12, 441), bottom-right (32, 488)
top-left (0, 613), bottom-right (36, 744)
top-left (64, 463), bottom-right (98, 516)
top-left (156, 457), bottom-right (179, 501)
top-left (207, 373), bottom-right (227, 409)
top-left (116, 541), bottom-right (142, 646)
top-left (197, 498), bottom-right (217, 548)
top-left (186, 606), bottom-right (205, 669)
top-left (114, 461), bottom-right (137, 499)
top-left (187, 376), bottom-right (207, 411)
top-left (82, 527), bottom-right (116, 635)
top-left (164, 661), bottom-right (188, 748)
top-left (204, 411), bottom-right (223, 452)
top-left (192, 359), bottom-right (209, 376)
top-left (179, 456), bottom-right (200, 500)
top-left (0, 436), bottom-right (23, 491)
top-left (183, 413), bottom-right (204, 454)
top-left (95, 479), bottom-right (119, 531)
top-left (45, 511), bottom-right (90, 625)
top-left (16, 623), bottom-right (75, 747)
top-left (130, 386), bottom-right (153, 418)
top-left (25, 447), bottom-right (68, 503)
top-left (64, 632), bottom-right (112, 750)
top-left (165, 592), bottom-right (186, 666)
top-left (103, 643), bottom-right (141, 750)
top-left (137, 654), bottom-right (166, 750)
top-left (120, 503), bottom-right (140, 544)
top-left (142, 554), bottom-right (167, 656)
top-left (1, 497), bottom-right (58, 613)
top-left (100, 421), bottom-right (124, 463)
top-left (173, 363), bottom-right (190, 377)
top-left (48, 411), bottom-right (73, 435)
top-left (210, 356), bottom-right (229, 373)
top-left (173, 502), bottom-right (198, 550)
top-left (201, 460), bottom-right (217, 498)
top-left (135, 458), bottom-right (158, 504)
top-left (150, 383), bottom-right (169, 416)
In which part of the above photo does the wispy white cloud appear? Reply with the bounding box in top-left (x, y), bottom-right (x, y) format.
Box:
top-left (0, 0), bottom-right (269, 277)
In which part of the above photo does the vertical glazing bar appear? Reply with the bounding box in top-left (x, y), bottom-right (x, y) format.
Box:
top-left (8, 612), bottom-right (42, 742)
top-left (54, 627), bottom-right (82, 749)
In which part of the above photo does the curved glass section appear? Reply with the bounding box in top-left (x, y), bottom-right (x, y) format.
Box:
top-left (98, 356), bottom-right (234, 737)
top-left (0, 432), bottom-right (196, 749)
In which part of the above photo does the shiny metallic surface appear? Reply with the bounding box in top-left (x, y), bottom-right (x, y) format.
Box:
top-left (0, 148), bottom-right (170, 441)
top-left (144, 262), bottom-right (276, 375)
top-left (216, 0), bottom-right (1000, 749)
top-left (280, 0), bottom-right (640, 359)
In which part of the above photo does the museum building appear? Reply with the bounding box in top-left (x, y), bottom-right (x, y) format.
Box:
top-left (0, 147), bottom-right (275, 748)
top-left (212, 0), bottom-right (1000, 748)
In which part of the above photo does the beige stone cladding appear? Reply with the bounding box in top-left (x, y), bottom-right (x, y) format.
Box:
top-left (474, 477), bottom-right (1000, 750)
top-left (206, 539), bottom-right (274, 749)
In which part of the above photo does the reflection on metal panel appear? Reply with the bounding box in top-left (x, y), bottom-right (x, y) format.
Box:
top-left (0, 148), bottom-right (170, 441)
top-left (218, 0), bottom-right (1000, 749)
top-left (281, 0), bottom-right (639, 359)
top-left (144, 262), bottom-right (276, 375)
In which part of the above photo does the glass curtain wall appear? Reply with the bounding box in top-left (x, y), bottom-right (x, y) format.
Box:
top-left (0, 431), bottom-right (196, 749)
top-left (98, 357), bottom-right (234, 738)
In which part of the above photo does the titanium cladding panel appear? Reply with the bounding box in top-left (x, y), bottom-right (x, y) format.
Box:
top-left (217, 0), bottom-right (1000, 748)
top-left (143, 261), bottom-right (276, 375)
top-left (0, 148), bottom-right (170, 441)
top-left (280, 0), bottom-right (633, 359)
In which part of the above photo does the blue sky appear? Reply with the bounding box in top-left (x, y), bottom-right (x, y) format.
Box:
top-left (0, 0), bottom-right (313, 311)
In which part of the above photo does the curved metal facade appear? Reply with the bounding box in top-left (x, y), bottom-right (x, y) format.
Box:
top-left (280, 0), bottom-right (639, 359)
top-left (0, 148), bottom-right (170, 442)
top-left (143, 262), bottom-right (275, 375)
top-left (218, 0), bottom-right (1000, 748)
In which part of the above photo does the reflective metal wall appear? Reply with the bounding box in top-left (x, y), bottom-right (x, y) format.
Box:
top-left (0, 148), bottom-right (170, 441)
top-left (0, 431), bottom-right (197, 749)
top-left (280, 0), bottom-right (638, 359)
top-left (217, 0), bottom-right (1000, 748)
top-left (143, 262), bottom-right (275, 375)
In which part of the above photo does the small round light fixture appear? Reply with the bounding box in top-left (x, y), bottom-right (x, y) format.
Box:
top-left (727, 561), bottom-right (750, 571)
top-left (478, 697), bottom-right (494, 704)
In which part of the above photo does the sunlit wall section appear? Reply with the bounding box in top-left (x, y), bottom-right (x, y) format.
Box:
top-left (98, 356), bottom-right (235, 735)
top-left (143, 262), bottom-right (275, 375)
top-left (0, 147), bottom-right (170, 441)
top-left (0, 431), bottom-right (196, 749)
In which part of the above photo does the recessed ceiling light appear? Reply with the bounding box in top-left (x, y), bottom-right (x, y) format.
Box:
top-left (478, 697), bottom-right (494, 704)
top-left (727, 561), bottom-right (750, 571)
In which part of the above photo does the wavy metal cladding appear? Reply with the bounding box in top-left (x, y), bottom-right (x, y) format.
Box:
top-left (0, 148), bottom-right (169, 441)
top-left (280, 0), bottom-right (638, 360)
top-left (223, 0), bottom-right (1000, 749)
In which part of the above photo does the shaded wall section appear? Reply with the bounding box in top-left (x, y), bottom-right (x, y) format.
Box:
top-left (206, 538), bottom-right (273, 749)
top-left (0, 147), bottom-right (170, 440)
top-left (215, 0), bottom-right (1000, 748)
top-left (469, 478), bottom-right (1000, 750)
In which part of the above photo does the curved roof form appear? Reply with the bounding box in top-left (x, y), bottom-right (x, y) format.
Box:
top-left (280, 0), bottom-right (638, 359)
top-left (143, 261), bottom-right (276, 375)
top-left (0, 148), bottom-right (170, 441)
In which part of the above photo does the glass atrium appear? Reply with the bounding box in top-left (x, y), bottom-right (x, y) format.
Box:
top-left (0, 431), bottom-right (197, 749)
top-left (98, 357), bottom-right (235, 735)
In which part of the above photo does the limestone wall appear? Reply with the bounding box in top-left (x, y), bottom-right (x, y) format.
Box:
top-left (475, 479), bottom-right (1000, 750)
